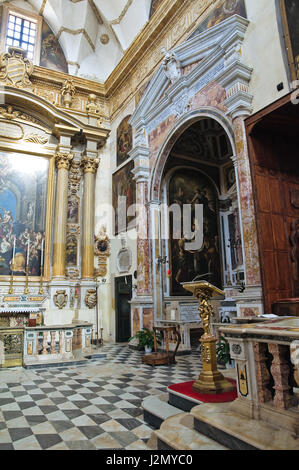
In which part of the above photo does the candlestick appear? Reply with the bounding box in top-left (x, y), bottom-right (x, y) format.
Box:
top-left (12, 238), bottom-right (15, 265)
top-left (100, 328), bottom-right (104, 346)
top-left (24, 265), bottom-right (29, 294)
top-left (38, 264), bottom-right (44, 295)
top-left (41, 238), bottom-right (44, 268)
top-left (26, 239), bottom-right (30, 267)
top-left (8, 268), bottom-right (14, 295)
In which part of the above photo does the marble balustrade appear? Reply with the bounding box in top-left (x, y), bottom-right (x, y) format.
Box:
top-left (24, 322), bottom-right (92, 365)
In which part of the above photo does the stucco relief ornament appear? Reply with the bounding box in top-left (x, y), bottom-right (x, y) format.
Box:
top-left (61, 79), bottom-right (76, 108)
top-left (173, 92), bottom-right (191, 118)
top-left (161, 46), bottom-right (182, 84)
top-left (134, 127), bottom-right (147, 147)
top-left (85, 289), bottom-right (97, 309)
top-left (94, 226), bottom-right (110, 278)
top-left (0, 47), bottom-right (33, 88)
top-left (86, 94), bottom-right (101, 116)
top-left (53, 290), bottom-right (68, 310)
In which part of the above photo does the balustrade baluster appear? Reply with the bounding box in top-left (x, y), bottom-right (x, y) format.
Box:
top-left (42, 331), bottom-right (48, 355)
top-left (50, 331), bottom-right (56, 354)
top-left (254, 342), bottom-right (272, 403)
top-left (59, 331), bottom-right (63, 354)
top-left (268, 343), bottom-right (292, 410)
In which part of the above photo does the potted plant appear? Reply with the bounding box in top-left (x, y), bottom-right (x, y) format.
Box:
top-left (129, 328), bottom-right (161, 354)
top-left (216, 336), bottom-right (235, 369)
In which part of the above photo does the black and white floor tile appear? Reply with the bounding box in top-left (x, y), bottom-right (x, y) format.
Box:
top-left (0, 344), bottom-right (202, 450)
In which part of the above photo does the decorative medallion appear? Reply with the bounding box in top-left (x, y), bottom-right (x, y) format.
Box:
top-left (95, 226), bottom-right (110, 278)
top-left (161, 46), bottom-right (182, 84)
top-left (53, 290), bottom-right (68, 310)
top-left (0, 47), bottom-right (33, 88)
top-left (100, 34), bottom-right (109, 45)
top-left (232, 344), bottom-right (242, 355)
top-left (85, 289), bottom-right (97, 309)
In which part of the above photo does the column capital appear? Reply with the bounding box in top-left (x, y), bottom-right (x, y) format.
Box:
top-left (81, 156), bottom-right (100, 174)
top-left (55, 151), bottom-right (73, 171)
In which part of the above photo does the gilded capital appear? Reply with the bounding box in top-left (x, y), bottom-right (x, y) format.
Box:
top-left (81, 156), bottom-right (100, 174)
top-left (55, 152), bottom-right (74, 171)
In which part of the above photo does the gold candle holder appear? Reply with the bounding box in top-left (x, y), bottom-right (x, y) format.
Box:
top-left (182, 281), bottom-right (235, 394)
top-left (24, 265), bottom-right (29, 295)
top-left (39, 265), bottom-right (44, 295)
top-left (8, 269), bottom-right (14, 295)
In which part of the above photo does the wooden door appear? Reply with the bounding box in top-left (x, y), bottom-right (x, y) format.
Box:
top-left (115, 276), bottom-right (132, 342)
top-left (247, 120), bottom-right (299, 312)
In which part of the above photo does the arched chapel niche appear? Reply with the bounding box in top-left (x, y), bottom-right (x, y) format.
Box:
top-left (159, 118), bottom-right (244, 298)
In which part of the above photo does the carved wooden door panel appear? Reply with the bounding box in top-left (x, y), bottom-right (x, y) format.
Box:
top-left (248, 128), bottom-right (299, 313)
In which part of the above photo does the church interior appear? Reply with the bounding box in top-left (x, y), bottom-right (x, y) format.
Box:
top-left (0, 0), bottom-right (298, 452)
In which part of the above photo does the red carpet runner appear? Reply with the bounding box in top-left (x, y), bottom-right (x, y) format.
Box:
top-left (168, 378), bottom-right (237, 403)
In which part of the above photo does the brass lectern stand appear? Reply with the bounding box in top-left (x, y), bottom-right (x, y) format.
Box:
top-left (182, 281), bottom-right (235, 394)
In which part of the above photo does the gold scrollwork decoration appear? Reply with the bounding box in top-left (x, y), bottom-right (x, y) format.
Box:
top-left (85, 289), bottom-right (97, 309)
top-left (0, 47), bottom-right (33, 88)
top-left (81, 156), bottom-right (99, 174)
top-left (55, 152), bottom-right (74, 171)
top-left (53, 290), bottom-right (68, 310)
top-left (94, 226), bottom-right (110, 278)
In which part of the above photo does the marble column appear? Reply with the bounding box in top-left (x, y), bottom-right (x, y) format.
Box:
top-left (53, 151), bottom-right (73, 278)
top-left (81, 155), bottom-right (99, 279)
top-left (268, 343), bottom-right (292, 410)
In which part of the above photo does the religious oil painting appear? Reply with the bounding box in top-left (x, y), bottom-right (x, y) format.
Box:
top-left (116, 116), bottom-right (133, 167)
top-left (169, 169), bottom-right (222, 295)
top-left (0, 152), bottom-right (48, 277)
top-left (112, 161), bottom-right (136, 235)
top-left (280, 0), bottom-right (299, 80)
top-left (40, 20), bottom-right (68, 73)
top-left (190, 0), bottom-right (247, 38)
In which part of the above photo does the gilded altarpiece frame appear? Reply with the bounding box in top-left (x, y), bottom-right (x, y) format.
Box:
top-left (0, 148), bottom-right (54, 283)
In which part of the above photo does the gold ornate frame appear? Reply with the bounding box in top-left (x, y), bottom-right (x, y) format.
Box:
top-left (0, 145), bottom-right (55, 283)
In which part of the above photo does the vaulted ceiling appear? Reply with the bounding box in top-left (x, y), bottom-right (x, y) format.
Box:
top-left (7, 0), bottom-right (154, 81)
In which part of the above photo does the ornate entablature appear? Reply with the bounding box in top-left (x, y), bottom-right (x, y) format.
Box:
top-left (130, 15), bottom-right (253, 150)
top-left (0, 46), bottom-right (108, 128)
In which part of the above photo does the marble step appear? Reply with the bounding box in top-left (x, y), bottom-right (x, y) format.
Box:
top-left (142, 395), bottom-right (182, 429)
top-left (152, 412), bottom-right (228, 450)
top-left (191, 402), bottom-right (299, 450)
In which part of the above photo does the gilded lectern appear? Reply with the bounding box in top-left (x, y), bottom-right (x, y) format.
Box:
top-left (182, 281), bottom-right (235, 394)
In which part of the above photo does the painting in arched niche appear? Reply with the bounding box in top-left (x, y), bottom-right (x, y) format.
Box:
top-left (40, 20), bottom-right (68, 73)
top-left (116, 116), bottom-right (133, 167)
top-left (168, 169), bottom-right (222, 295)
top-left (0, 153), bottom-right (48, 276)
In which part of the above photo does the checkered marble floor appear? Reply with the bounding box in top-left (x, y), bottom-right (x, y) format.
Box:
top-left (0, 344), bottom-right (202, 450)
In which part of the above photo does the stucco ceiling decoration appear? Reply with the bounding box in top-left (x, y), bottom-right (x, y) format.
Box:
top-left (4, 0), bottom-right (154, 81)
